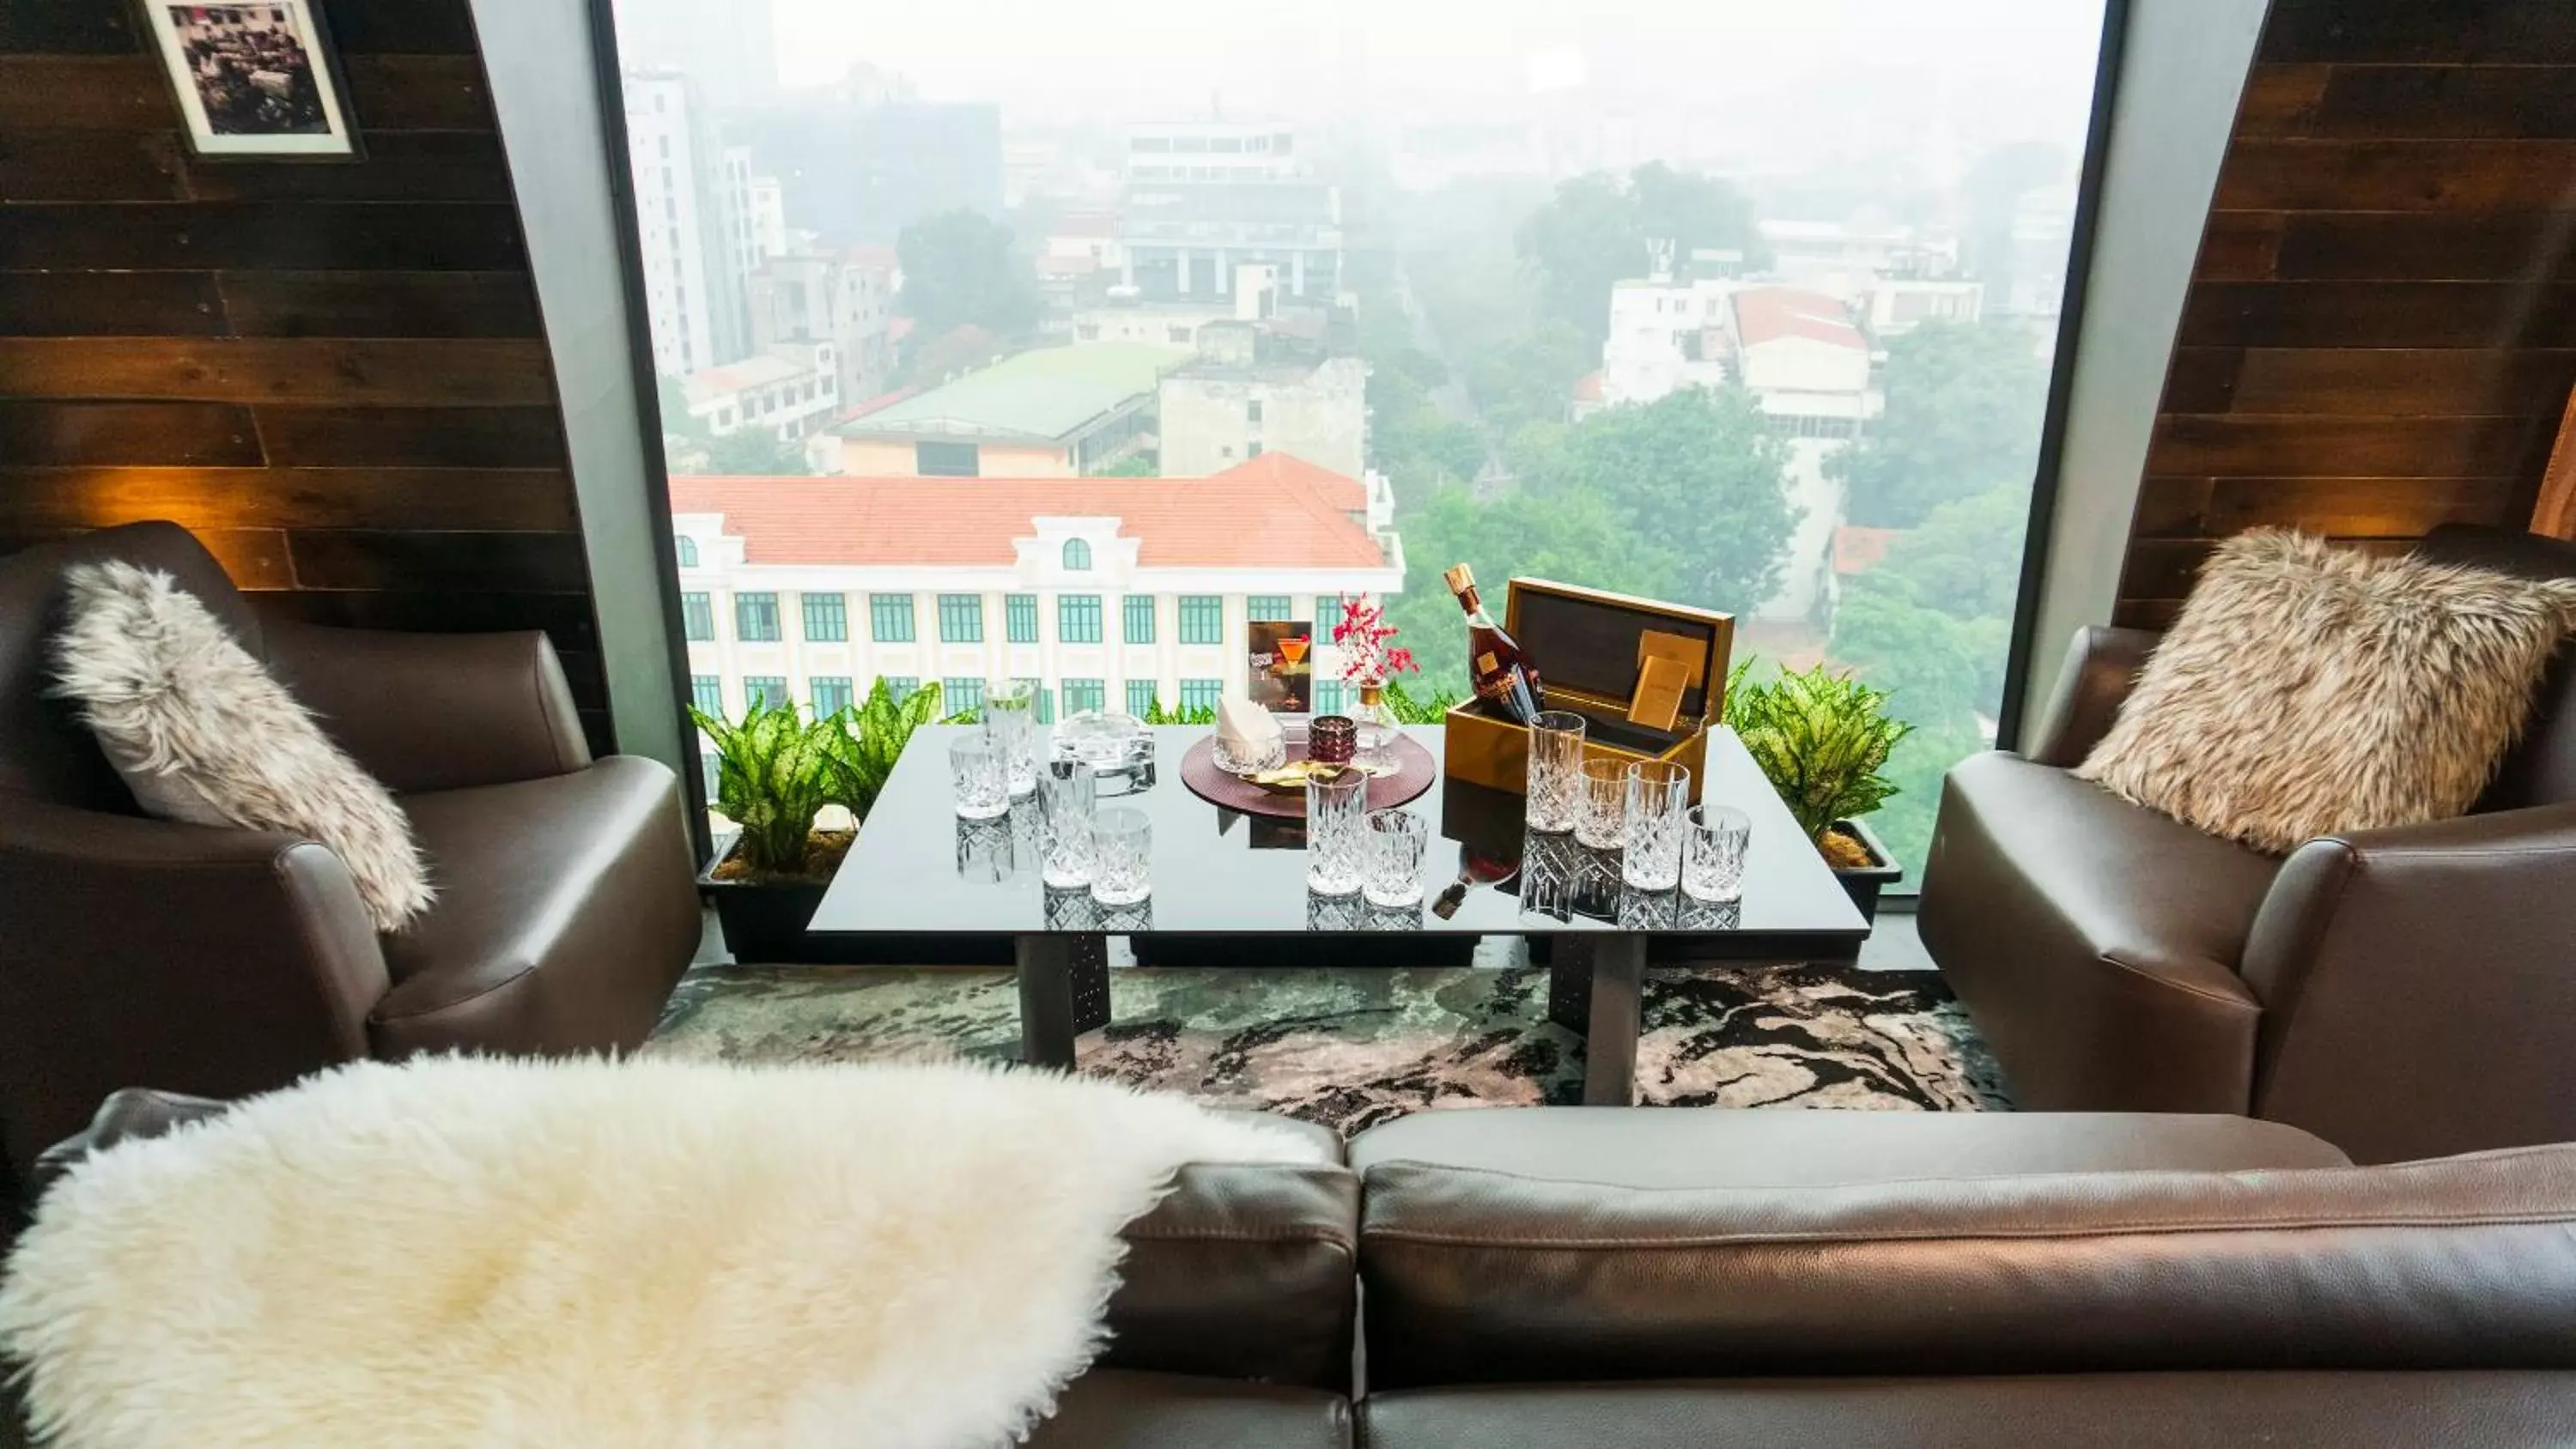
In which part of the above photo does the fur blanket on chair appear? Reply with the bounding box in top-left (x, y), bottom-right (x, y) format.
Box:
top-left (0, 1056), bottom-right (1327, 1449)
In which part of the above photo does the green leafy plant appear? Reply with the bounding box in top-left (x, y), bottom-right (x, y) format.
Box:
top-left (1723, 660), bottom-right (1914, 852)
top-left (1139, 698), bottom-right (1217, 725)
top-left (690, 697), bottom-right (838, 876)
top-left (817, 678), bottom-right (950, 822)
top-left (1381, 679), bottom-right (1463, 724)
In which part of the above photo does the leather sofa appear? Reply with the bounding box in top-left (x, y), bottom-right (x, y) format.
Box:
top-left (0, 524), bottom-right (703, 1174)
top-left (18, 1096), bottom-right (2576, 1446)
top-left (1919, 525), bottom-right (2576, 1163)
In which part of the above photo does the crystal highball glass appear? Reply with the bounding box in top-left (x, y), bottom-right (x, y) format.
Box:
top-left (949, 737), bottom-right (1011, 821)
top-left (1089, 806), bottom-right (1153, 907)
top-left (1682, 803), bottom-right (1753, 904)
top-left (1037, 761), bottom-right (1097, 889)
top-left (1524, 711), bottom-right (1587, 834)
top-left (1360, 809), bottom-right (1429, 908)
top-left (981, 680), bottom-right (1041, 797)
top-left (1575, 755), bottom-right (1629, 851)
top-left (1621, 760), bottom-right (1692, 891)
top-left (1304, 764), bottom-right (1370, 895)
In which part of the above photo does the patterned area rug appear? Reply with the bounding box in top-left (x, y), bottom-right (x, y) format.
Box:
top-left (647, 962), bottom-right (2009, 1136)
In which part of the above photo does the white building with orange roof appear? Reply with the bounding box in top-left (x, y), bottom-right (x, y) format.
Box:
top-left (667, 456), bottom-right (1405, 755)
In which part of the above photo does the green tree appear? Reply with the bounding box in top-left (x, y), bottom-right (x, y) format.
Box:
top-left (688, 428), bottom-right (811, 476)
top-left (656, 374), bottom-right (704, 442)
top-left (1516, 166), bottom-right (1766, 343)
top-left (1386, 484), bottom-right (1654, 698)
top-left (896, 209), bottom-right (1038, 336)
top-left (1827, 318), bottom-right (2050, 528)
top-left (1092, 453), bottom-right (1157, 477)
top-left (1519, 388), bottom-right (1800, 615)
top-left (1463, 319), bottom-right (1594, 437)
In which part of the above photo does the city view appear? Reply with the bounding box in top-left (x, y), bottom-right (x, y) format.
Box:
top-left (616, 0), bottom-right (2111, 874)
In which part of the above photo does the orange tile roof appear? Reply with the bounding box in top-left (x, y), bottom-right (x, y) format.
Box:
top-left (1571, 370), bottom-right (1605, 403)
top-left (1735, 287), bottom-right (1867, 352)
top-left (1206, 450), bottom-right (1366, 510)
top-left (671, 460), bottom-right (1387, 571)
top-left (1833, 524), bottom-right (1903, 575)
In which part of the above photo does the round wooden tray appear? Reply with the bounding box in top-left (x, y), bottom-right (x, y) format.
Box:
top-left (1177, 732), bottom-right (1437, 819)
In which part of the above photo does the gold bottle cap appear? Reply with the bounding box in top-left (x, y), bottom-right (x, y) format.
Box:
top-left (1443, 564), bottom-right (1475, 595)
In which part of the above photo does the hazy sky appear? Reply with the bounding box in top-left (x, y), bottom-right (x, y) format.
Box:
top-left (768, 0), bottom-right (2108, 161)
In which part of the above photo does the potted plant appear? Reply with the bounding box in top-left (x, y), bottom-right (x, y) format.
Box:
top-left (1724, 660), bottom-right (1911, 921)
top-left (1330, 592), bottom-right (1420, 749)
top-left (693, 679), bottom-right (949, 962)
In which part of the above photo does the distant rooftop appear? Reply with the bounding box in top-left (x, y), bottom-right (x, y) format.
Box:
top-left (838, 343), bottom-right (1188, 444)
top-left (1733, 287), bottom-right (1867, 352)
top-left (683, 352), bottom-right (817, 406)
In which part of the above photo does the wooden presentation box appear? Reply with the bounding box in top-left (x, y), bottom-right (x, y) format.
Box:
top-left (1442, 578), bottom-right (1735, 804)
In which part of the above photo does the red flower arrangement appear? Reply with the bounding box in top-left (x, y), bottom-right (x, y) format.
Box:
top-left (1332, 594), bottom-right (1417, 684)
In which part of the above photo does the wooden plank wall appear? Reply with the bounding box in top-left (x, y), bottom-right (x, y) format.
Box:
top-left (0, 0), bottom-right (611, 751)
top-left (2117, 0), bottom-right (2576, 627)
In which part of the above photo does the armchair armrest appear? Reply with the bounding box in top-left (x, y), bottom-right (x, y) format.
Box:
top-left (260, 619), bottom-right (591, 794)
top-left (0, 797), bottom-right (389, 1173)
top-left (27, 1088), bottom-right (232, 1210)
top-left (2026, 625), bottom-right (2162, 767)
top-left (2242, 803), bottom-right (2576, 1164)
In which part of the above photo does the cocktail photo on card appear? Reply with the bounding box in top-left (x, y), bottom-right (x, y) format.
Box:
top-left (140, 2), bottom-right (361, 158)
top-left (1246, 620), bottom-right (1314, 714)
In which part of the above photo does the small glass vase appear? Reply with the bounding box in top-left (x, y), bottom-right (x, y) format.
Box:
top-left (1352, 678), bottom-right (1400, 767)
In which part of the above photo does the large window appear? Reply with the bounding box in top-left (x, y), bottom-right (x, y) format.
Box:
top-left (1125, 679), bottom-right (1157, 717)
top-left (869, 593), bottom-right (917, 642)
top-left (690, 675), bottom-right (723, 716)
top-left (743, 676), bottom-right (790, 710)
top-left (809, 676), bottom-right (854, 714)
top-left (1178, 679), bottom-right (1224, 714)
top-left (1064, 677), bottom-right (1106, 714)
top-left (734, 592), bottom-right (780, 643)
top-left (944, 677), bottom-right (986, 713)
top-left (682, 591), bottom-right (714, 642)
top-left (802, 592), bottom-right (848, 642)
top-left (620, 1), bottom-right (2113, 879)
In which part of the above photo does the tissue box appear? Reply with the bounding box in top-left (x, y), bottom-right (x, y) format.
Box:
top-left (1441, 578), bottom-right (1733, 803)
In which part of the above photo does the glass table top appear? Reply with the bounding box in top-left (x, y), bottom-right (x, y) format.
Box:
top-left (810, 725), bottom-right (1870, 943)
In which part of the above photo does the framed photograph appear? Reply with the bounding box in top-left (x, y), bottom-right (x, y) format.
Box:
top-left (137, 3), bottom-right (361, 159)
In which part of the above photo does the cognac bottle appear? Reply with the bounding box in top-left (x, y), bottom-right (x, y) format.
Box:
top-left (1443, 564), bottom-right (1543, 724)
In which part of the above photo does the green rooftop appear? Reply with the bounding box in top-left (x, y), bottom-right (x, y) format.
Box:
top-left (839, 343), bottom-right (1189, 443)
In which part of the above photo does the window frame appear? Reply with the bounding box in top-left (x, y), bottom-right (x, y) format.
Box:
top-left (682, 591), bottom-right (714, 642)
top-left (1121, 594), bottom-right (1156, 645)
top-left (938, 593), bottom-right (984, 643)
top-left (742, 675), bottom-right (790, 710)
top-left (868, 592), bottom-right (917, 643)
top-left (801, 591), bottom-right (848, 642)
top-left (1057, 593), bottom-right (1104, 644)
top-left (734, 591), bottom-right (781, 643)
top-left (808, 676), bottom-right (854, 714)
top-left (1178, 595), bottom-right (1224, 645)
top-left (1005, 594), bottom-right (1040, 644)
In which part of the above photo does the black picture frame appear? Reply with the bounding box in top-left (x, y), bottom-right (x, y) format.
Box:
top-left (133, 0), bottom-right (366, 161)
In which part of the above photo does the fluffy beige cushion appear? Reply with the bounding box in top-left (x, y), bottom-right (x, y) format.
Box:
top-left (2077, 530), bottom-right (2576, 853)
top-left (49, 560), bottom-right (434, 931)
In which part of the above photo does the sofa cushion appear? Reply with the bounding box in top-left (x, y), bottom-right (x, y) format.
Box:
top-left (2076, 529), bottom-right (2576, 852)
top-left (1359, 1374), bottom-right (2576, 1449)
top-left (373, 756), bottom-right (698, 1058)
top-left (1028, 1371), bottom-right (1350, 1449)
top-left (1358, 1143), bottom-right (2576, 1389)
top-left (1347, 1106), bottom-right (2348, 1188)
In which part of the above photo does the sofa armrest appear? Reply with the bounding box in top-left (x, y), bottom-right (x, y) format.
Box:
top-left (260, 619), bottom-right (591, 794)
top-left (2242, 803), bottom-right (2576, 1164)
top-left (0, 798), bottom-right (388, 1173)
top-left (26, 1088), bottom-right (231, 1210)
top-left (1102, 1161), bottom-right (1360, 1391)
top-left (2025, 625), bottom-right (2162, 767)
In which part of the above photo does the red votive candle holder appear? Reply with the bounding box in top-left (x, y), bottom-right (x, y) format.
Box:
top-left (1309, 714), bottom-right (1358, 766)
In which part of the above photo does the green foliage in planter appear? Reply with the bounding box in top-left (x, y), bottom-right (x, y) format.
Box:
top-left (817, 678), bottom-right (951, 822)
top-left (689, 698), bottom-right (837, 876)
top-left (1139, 698), bottom-right (1218, 724)
top-left (1723, 659), bottom-right (1914, 846)
top-left (1382, 679), bottom-right (1464, 724)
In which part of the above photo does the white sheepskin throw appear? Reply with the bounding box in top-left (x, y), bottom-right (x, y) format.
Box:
top-left (2077, 529), bottom-right (2576, 853)
top-left (47, 559), bottom-right (434, 931)
top-left (0, 1056), bottom-right (1327, 1449)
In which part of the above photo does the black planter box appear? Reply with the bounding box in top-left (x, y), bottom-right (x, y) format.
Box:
top-left (1830, 815), bottom-right (1904, 925)
top-left (700, 834), bottom-right (1011, 966)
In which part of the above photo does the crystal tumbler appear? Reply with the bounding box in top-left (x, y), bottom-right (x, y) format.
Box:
top-left (1089, 806), bottom-right (1152, 906)
top-left (1524, 711), bottom-right (1587, 834)
top-left (1304, 764), bottom-right (1369, 895)
top-left (1037, 761), bottom-right (1097, 889)
top-left (1682, 803), bottom-right (1753, 904)
top-left (1575, 756), bottom-right (1628, 851)
top-left (1360, 809), bottom-right (1429, 908)
top-left (949, 737), bottom-right (1010, 821)
top-left (1621, 760), bottom-right (1692, 891)
top-left (982, 680), bottom-right (1040, 797)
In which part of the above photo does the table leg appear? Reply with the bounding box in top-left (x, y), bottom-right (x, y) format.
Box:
top-left (1546, 938), bottom-right (1592, 1034)
top-left (1581, 936), bottom-right (1646, 1106)
top-left (1016, 935), bottom-right (1109, 1068)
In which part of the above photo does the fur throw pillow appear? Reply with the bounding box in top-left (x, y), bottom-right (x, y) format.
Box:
top-left (2076, 529), bottom-right (2576, 853)
top-left (49, 561), bottom-right (434, 931)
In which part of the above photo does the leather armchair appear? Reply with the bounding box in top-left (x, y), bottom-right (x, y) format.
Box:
top-left (1921, 526), bottom-right (2576, 1163)
top-left (0, 524), bottom-right (702, 1173)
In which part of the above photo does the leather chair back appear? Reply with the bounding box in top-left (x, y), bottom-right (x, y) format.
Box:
top-left (1359, 1145), bottom-right (2576, 1390)
top-left (0, 524), bottom-right (262, 809)
top-left (2415, 524), bottom-right (2576, 811)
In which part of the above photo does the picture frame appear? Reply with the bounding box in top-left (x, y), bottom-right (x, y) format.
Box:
top-left (135, 2), bottom-right (363, 160)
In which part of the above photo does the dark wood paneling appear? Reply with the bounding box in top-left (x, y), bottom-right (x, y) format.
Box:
top-left (2178, 282), bottom-right (2576, 349)
top-left (217, 270), bottom-right (541, 338)
top-left (0, 337), bottom-right (556, 405)
top-left (288, 530), bottom-right (589, 593)
top-left (0, 129), bottom-right (186, 200)
top-left (0, 467), bottom-right (581, 532)
top-left (1, 0), bottom-right (614, 749)
top-left (2123, 0), bottom-right (2576, 621)
top-left (0, 201), bottom-right (526, 270)
top-left (254, 405), bottom-right (568, 468)
top-left (0, 271), bottom-right (228, 336)
top-left (0, 400), bottom-right (261, 465)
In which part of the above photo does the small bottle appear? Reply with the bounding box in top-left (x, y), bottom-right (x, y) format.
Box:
top-left (1443, 564), bottom-right (1542, 724)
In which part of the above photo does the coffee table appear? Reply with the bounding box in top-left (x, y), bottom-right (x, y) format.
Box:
top-left (809, 725), bottom-right (1868, 1105)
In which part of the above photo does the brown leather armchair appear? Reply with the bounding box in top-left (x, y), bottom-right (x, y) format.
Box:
top-left (1920, 526), bottom-right (2576, 1164)
top-left (0, 524), bottom-right (703, 1173)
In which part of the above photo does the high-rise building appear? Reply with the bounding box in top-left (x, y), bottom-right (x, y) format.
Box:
top-left (733, 97), bottom-right (1003, 246)
top-left (750, 248), bottom-right (896, 407)
top-left (624, 71), bottom-right (752, 378)
top-left (1117, 121), bottom-right (1342, 302)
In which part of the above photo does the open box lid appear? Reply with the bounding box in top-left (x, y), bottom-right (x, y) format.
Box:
top-left (1503, 577), bottom-right (1735, 728)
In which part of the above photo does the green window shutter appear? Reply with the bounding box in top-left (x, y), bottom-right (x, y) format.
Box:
top-left (938, 594), bottom-right (984, 643)
top-left (682, 592), bottom-right (714, 641)
top-left (734, 593), bottom-right (781, 642)
top-left (1005, 595), bottom-right (1040, 643)
top-left (1248, 594), bottom-right (1291, 621)
top-left (869, 593), bottom-right (916, 642)
top-left (1058, 594), bottom-right (1103, 644)
top-left (1121, 594), bottom-right (1156, 645)
top-left (1179, 595), bottom-right (1224, 645)
top-left (801, 592), bottom-right (848, 642)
